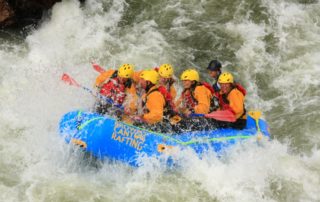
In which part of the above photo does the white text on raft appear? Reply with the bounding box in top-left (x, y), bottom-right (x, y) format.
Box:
top-left (111, 122), bottom-right (146, 150)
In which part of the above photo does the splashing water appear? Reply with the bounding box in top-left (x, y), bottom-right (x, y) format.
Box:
top-left (1, 0), bottom-right (320, 201)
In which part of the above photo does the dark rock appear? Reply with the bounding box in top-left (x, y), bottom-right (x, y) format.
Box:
top-left (1, 0), bottom-right (85, 28)
top-left (0, 0), bottom-right (15, 27)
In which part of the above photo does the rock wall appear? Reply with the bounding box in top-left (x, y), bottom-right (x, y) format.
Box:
top-left (0, 0), bottom-right (84, 28)
top-left (0, 0), bottom-right (14, 27)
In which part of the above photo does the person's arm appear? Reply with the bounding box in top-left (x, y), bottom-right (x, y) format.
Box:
top-left (194, 86), bottom-right (211, 114)
top-left (170, 85), bottom-right (177, 101)
top-left (125, 85), bottom-right (138, 114)
top-left (228, 89), bottom-right (245, 119)
top-left (94, 70), bottom-right (115, 87)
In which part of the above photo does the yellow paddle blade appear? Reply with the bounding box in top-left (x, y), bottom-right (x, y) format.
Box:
top-left (248, 111), bottom-right (262, 120)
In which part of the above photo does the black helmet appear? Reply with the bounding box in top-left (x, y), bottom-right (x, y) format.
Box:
top-left (207, 60), bottom-right (222, 71)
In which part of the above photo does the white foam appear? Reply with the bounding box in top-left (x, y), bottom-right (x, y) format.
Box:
top-left (1, 0), bottom-right (320, 201)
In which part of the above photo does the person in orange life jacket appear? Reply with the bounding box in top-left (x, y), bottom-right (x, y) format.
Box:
top-left (94, 64), bottom-right (137, 118)
top-left (157, 64), bottom-right (177, 101)
top-left (174, 69), bottom-right (213, 131)
top-left (215, 72), bottom-right (247, 129)
top-left (133, 70), bottom-right (172, 132)
top-left (157, 64), bottom-right (181, 125)
top-left (176, 69), bottom-right (212, 116)
top-left (207, 60), bottom-right (222, 92)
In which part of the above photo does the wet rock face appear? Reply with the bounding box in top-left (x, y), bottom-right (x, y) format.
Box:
top-left (0, 0), bottom-right (14, 27)
top-left (0, 0), bottom-right (85, 28)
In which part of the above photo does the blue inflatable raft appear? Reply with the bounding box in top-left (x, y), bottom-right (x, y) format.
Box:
top-left (59, 110), bottom-right (270, 166)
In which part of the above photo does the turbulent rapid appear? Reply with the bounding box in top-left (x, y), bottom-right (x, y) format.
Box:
top-left (0, 0), bottom-right (320, 201)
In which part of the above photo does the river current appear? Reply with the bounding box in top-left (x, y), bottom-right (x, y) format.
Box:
top-left (0, 0), bottom-right (319, 201)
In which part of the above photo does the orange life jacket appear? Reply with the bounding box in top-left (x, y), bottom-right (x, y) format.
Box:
top-left (181, 82), bottom-right (219, 112)
top-left (218, 83), bottom-right (246, 118)
top-left (143, 86), bottom-right (178, 117)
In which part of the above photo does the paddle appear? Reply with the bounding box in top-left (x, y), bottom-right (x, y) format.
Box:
top-left (191, 110), bottom-right (236, 122)
top-left (61, 73), bottom-right (123, 109)
top-left (248, 110), bottom-right (263, 140)
top-left (91, 62), bottom-right (105, 73)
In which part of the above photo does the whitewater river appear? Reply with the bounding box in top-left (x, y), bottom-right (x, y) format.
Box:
top-left (1, 0), bottom-right (320, 201)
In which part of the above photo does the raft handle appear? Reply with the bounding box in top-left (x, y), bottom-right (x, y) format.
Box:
top-left (71, 138), bottom-right (87, 149)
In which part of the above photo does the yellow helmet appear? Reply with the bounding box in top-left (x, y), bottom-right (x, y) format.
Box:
top-left (180, 69), bottom-right (199, 81)
top-left (159, 64), bottom-right (173, 78)
top-left (218, 72), bottom-right (234, 83)
top-left (118, 64), bottom-right (134, 78)
top-left (140, 70), bottom-right (159, 84)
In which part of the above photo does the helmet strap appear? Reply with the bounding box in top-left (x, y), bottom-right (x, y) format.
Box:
top-left (145, 82), bottom-right (154, 92)
top-left (168, 78), bottom-right (175, 86)
top-left (191, 81), bottom-right (198, 89)
top-left (217, 69), bottom-right (221, 76)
